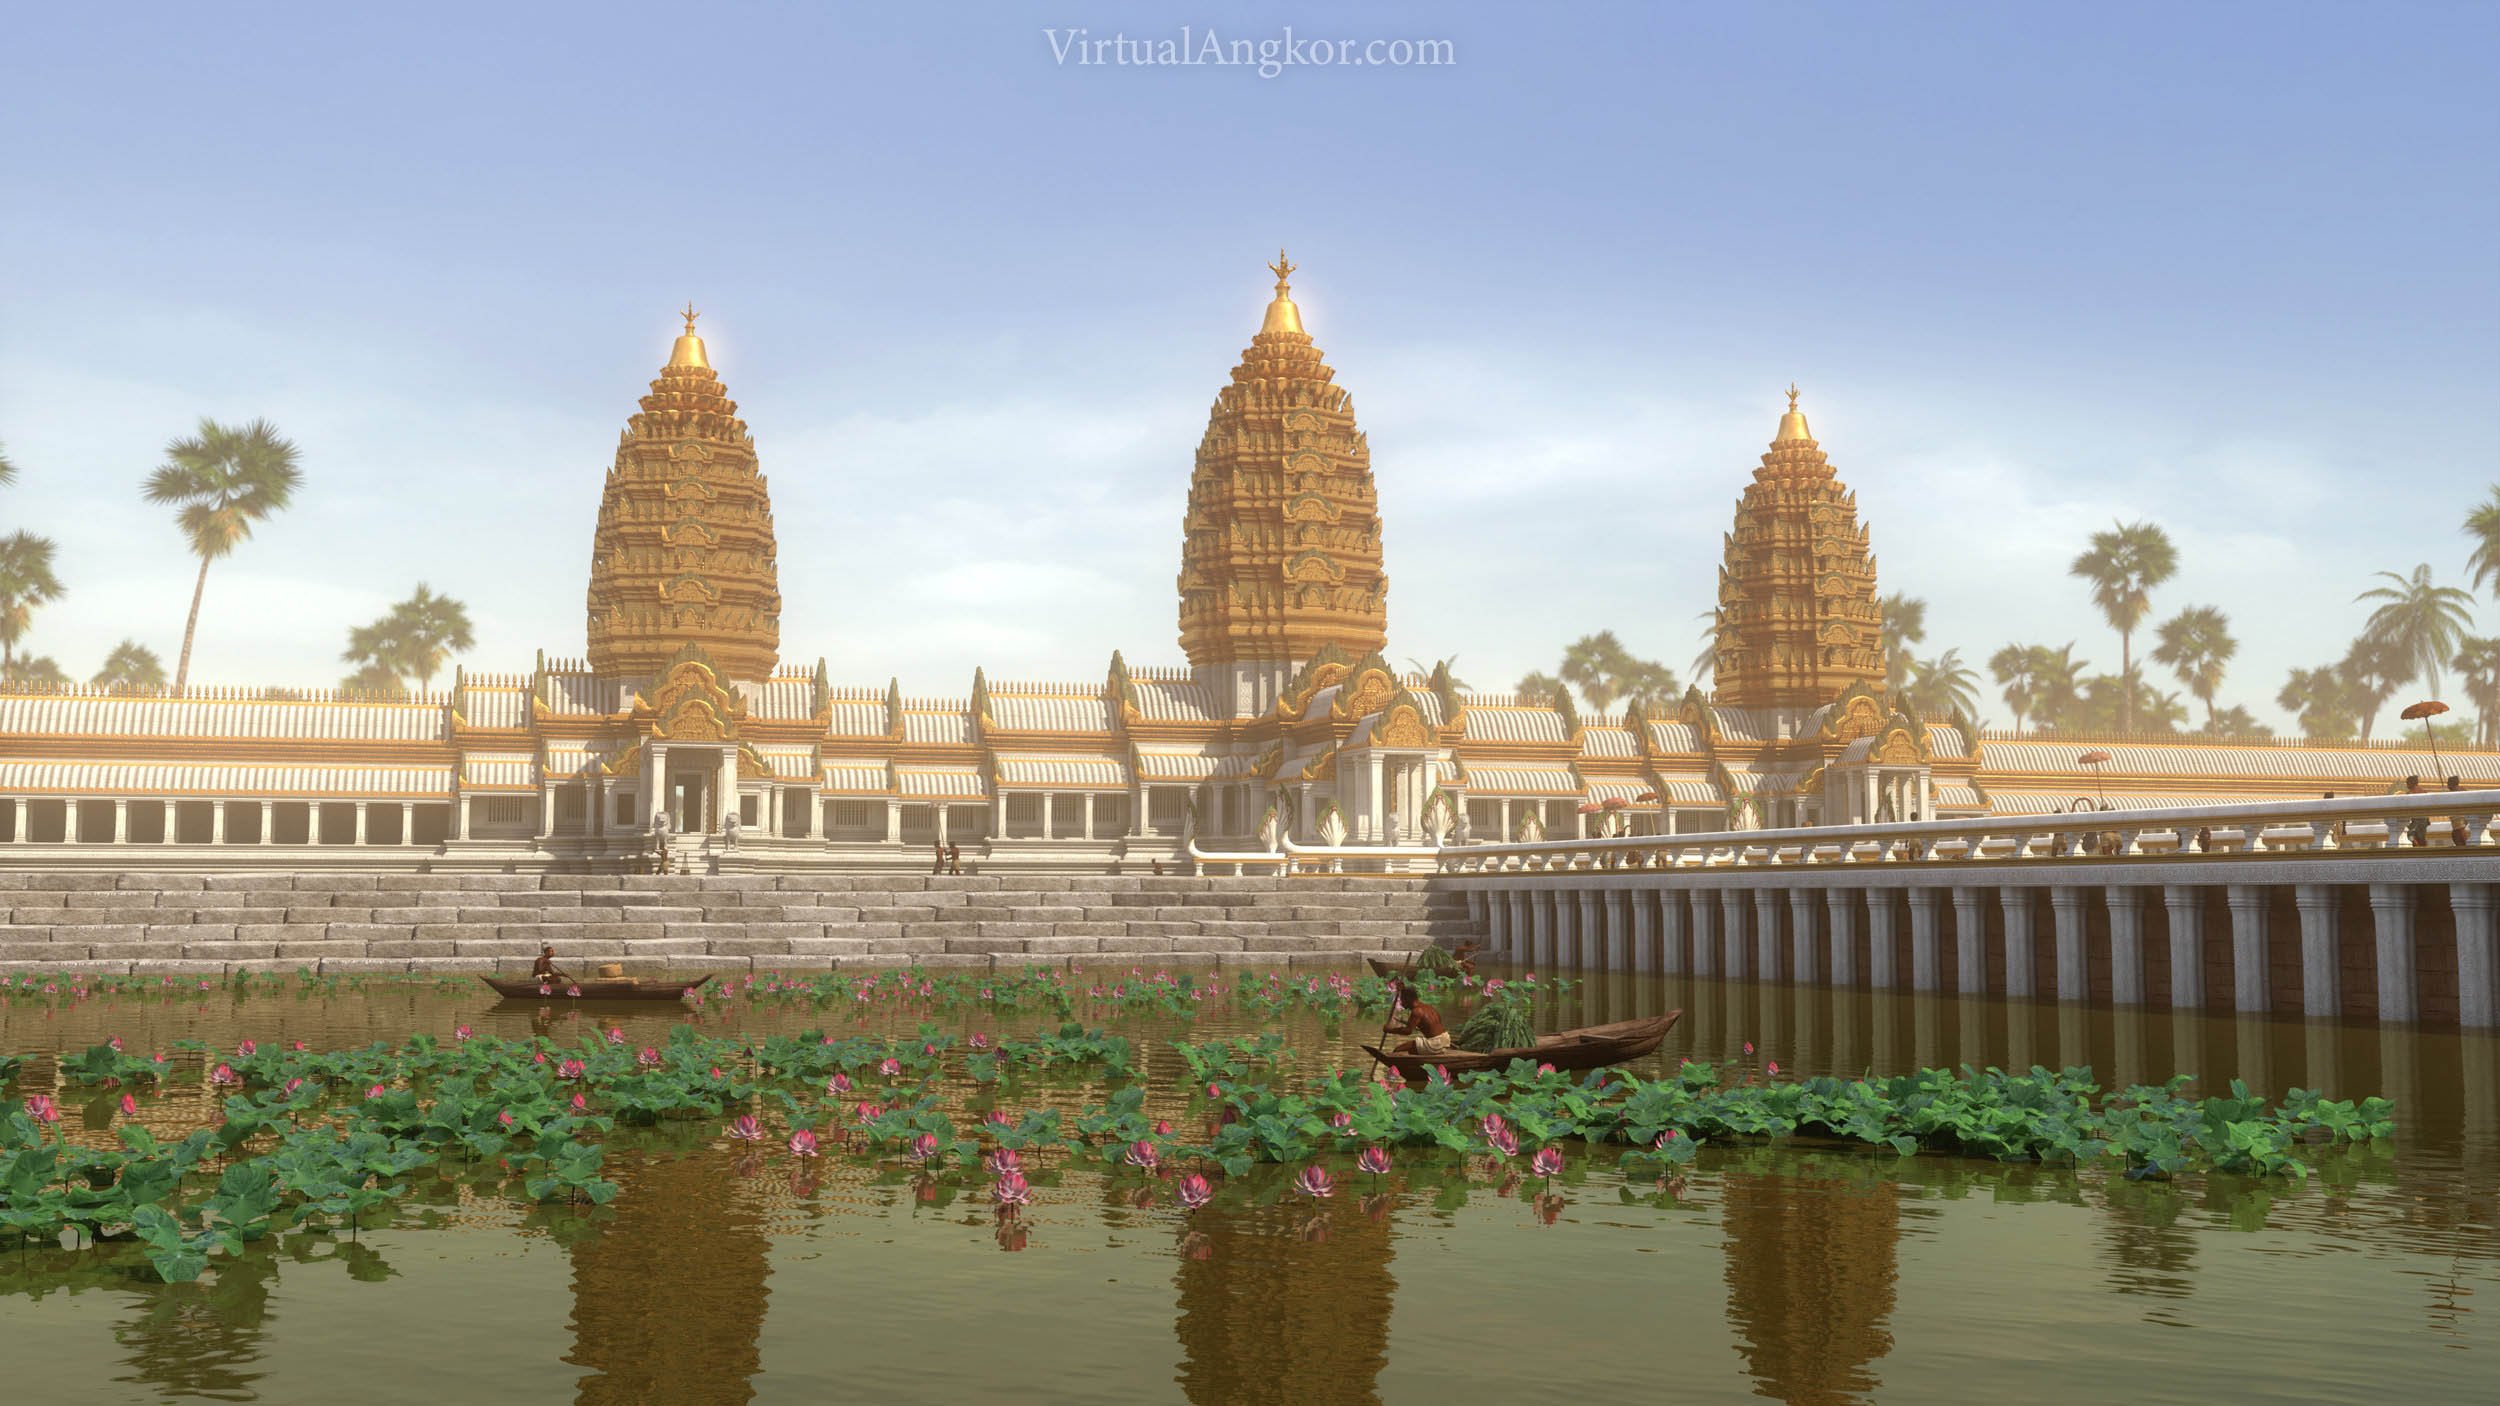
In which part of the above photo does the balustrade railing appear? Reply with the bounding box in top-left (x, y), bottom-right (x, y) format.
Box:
top-left (1437, 790), bottom-right (2500, 875)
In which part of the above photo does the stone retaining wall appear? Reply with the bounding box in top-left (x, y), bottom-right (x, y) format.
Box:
top-left (0, 872), bottom-right (1476, 975)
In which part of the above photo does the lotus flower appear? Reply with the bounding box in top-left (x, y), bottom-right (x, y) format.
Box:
top-left (24, 1094), bottom-right (59, 1124)
top-left (290, 1040), bottom-right (308, 1052)
top-left (1655, 1129), bottom-right (1679, 1148)
top-left (1176, 1172), bottom-right (1214, 1210)
top-left (878, 1057), bottom-right (902, 1077)
top-left (108, 1035), bottom-right (122, 1051)
top-left (1537, 1062), bottom-right (1557, 1075)
top-left (908, 1133), bottom-right (941, 1163)
top-left (855, 1101), bottom-right (884, 1124)
top-left (638, 1046), bottom-right (662, 1067)
top-left (828, 1072), bottom-right (854, 1096)
top-left (538, 985), bottom-right (553, 997)
top-left (209, 1063), bottom-right (239, 1087)
top-left (1486, 1126), bottom-right (1520, 1158)
top-left (986, 1147), bottom-right (1022, 1176)
top-left (565, 986), bottom-right (583, 998)
top-left (119, 1093), bottom-right (139, 1117)
top-left (984, 1109), bottom-right (1014, 1128)
top-left (556, 1059), bottom-right (586, 1081)
top-left (1766, 1061), bottom-right (1781, 1078)
top-left (968, 1032), bottom-right (992, 1051)
top-left (1357, 1146), bottom-right (1392, 1177)
top-left (1481, 1113), bottom-right (1510, 1139)
top-left (1124, 1139), bottom-right (1160, 1171)
top-left (708, 1066), bottom-right (725, 1080)
top-left (366, 1083), bottom-right (388, 1099)
top-left (604, 1027), bottom-right (625, 1044)
top-left (238, 1039), bottom-right (258, 1057)
top-left (1743, 1041), bottom-right (1756, 1056)
top-left (497, 1109), bottom-right (516, 1128)
top-left (788, 1129), bottom-right (821, 1157)
top-left (1294, 1165), bottom-right (1337, 1199)
top-left (534, 1052), bottom-right (548, 1065)
top-left (727, 1115), bottom-right (765, 1142)
top-left (1531, 1147), bottom-right (1565, 1178)
top-left (992, 1170), bottom-right (1033, 1207)
top-left (455, 1025), bottom-right (474, 1042)
top-left (1206, 1082), bottom-right (1222, 1098)
top-left (570, 1092), bottom-right (590, 1113)
top-left (285, 1078), bottom-right (305, 1096)
top-left (1329, 1111), bottom-right (1353, 1130)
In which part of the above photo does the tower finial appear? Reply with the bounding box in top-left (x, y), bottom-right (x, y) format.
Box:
top-left (1786, 382), bottom-right (1800, 413)
top-left (681, 302), bottom-right (701, 335)
top-left (1774, 383), bottom-right (1812, 444)
top-left (1268, 248), bottom-right (1296, 293)
top-left (1259, 250), bottom-right (1305, 336)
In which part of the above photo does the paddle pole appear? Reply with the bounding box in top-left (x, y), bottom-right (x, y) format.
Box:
top-left (1364, 951), bottom-right (1422, 1085)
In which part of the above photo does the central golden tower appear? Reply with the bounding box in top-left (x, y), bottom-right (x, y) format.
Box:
top-left (584, 309), bottom-right (783, 683)
top-left (1711, 388), bottom-right (1884, 709)
top-left (1177, 254), bottom-right (1388, 705)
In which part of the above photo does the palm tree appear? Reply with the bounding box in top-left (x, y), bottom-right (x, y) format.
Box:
top-left (1989, 643), bottom-right (2046, 734)
top-left (1879, 593), bottom-right (1926, 689)
top-left (1691, 609), bottom-right (1719, 688)
top-left (0, 531), bottom-right (65, 669)
top-left (2465, 484), bottom-right (2500, 601)
top-left (1559, 632), bottom-right (1627, 713)
top-left (1515, 670), bottom-right (1570, 710)
top-left (144, 418), bottom-right (303, 691)
top-left (2148, 605), bottom-right (2236, 729)
top-left (2451, 637), bottom-right (2500, 749)
top-left (2278, 664), bottom-right (2364, 741)
top-left (1901, 648), bottom-right (1980, 721)
top-left (2068, 520), bottom-right (2177, 732)
top-left (1, 655), bottom-right (68, 690)
top-left (2201, 704), bottom-right (2272, 738)
top-left (2339, 636), bottom-right (2411, 743)
top-left (2022, 643), bottom-right (2091, 733)
top-left (91, 640), bottom-right (167, 692)
top-left (382, 584), bottom-right (474, 691)
top-left (2356, 564), bottom-right (2475, 700)
top-left (339, 660), bottom-right (407, 699)
top-left (0, 441), bottom-right (15, 486)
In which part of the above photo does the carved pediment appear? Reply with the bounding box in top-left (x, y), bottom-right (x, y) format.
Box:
top-left (634, 651), bottom-right (748, 744)
top-left (1376, 700), bottom-right (1431, 749)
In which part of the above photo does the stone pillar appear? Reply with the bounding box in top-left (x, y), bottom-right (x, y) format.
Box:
top-left (355, 801), bottom-right (369, 846)
top-left (1578, 890), bottom-right (1604, 969)
top-left (1531, 891), bottom-right (1556, 971)
top-left (1661, 889), bottom-right (1687, 975)
top-left (1787, 888), bottom-right (1820, 984)
top-left (1867, 890), bottom-right (1899, 990)
top-left (1719, 888), bottom-right (1749, 979)
top-left (260, 801), bottom-right (274, 844)
top-left (112, 798), bottom-right (128, 843)
top-left (211, 800), bottom-right (227, 844)
top-left (1631, 890), bottom-right (1659, 973)
top-left (1367, 753), bottom-right (1385, 842)
top-left (454, 795), bottom-right (471, 841)
top-left (2295, 884), bottom-right (2341, 1018)
top-left (2454, 883), bottom-right (2498, 1030)
top-left (1506, 891), bottom-right (1530, 960)
top-left (1041, 793), bottom-right (1055, 841)
top-left (1081, 792), bottom-right (1096, 843)
top-left (161, 799), bottom-right (173, 845)
top-left (1484, 889), bottom-right (1509, 955)
top-left (2163, 885), bottom-right (2207, 1010)
top-left (2051, 886), bottom-right (2088, 1000)
top-left (1826, 889), bottom-right (1858, 986)
top-left (2367, 883), bottom-right (2419, 1024)
top-left (2225, 885), bottom-right (2271, 1014)
top-left (1690, 891), bottom-right (1718, 977)
top-left (10, 798), bottom-right (24, 842)
top-left (1951, 886), bottom-right (1986, 996)
top-left (2000, 888), bottom-right (2037, 999)
top-left (1918, 773), bottom-right (1933, 822)
top-left (1907, 888), bottom-right (1942, 992)
top-left (2107, 886), bottom-right (2147, 1006)
top-left (1603, 890), bottom-right (1630, 971)
top-left (1752, 888), bottom-right (1782, 981)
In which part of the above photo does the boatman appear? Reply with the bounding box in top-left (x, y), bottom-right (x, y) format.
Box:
top-left (1387, 981), bottom-right (1453, 1057)
top-left (532, 944), bottom-right (573, 987)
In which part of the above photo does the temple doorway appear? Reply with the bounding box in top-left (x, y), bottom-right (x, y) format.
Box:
top-left (669, 770), bottom-right (711, 834)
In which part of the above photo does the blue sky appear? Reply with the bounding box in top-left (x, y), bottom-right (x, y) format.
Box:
top-left (3, 1), bottom-right (2495, 730)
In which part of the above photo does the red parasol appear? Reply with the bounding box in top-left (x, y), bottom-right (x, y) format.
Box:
top-left (2076, 749), bottom-right (2112, 809)
top-left (2401, 700), bottom-right (2450, 781)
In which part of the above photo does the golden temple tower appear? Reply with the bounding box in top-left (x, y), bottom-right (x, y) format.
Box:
top-left (584, 307), bottom-right (783, 682)
top-left (1711, 387), bottom-right (1884, 710)
top-left (1178, 254), bottom-right (1388, 710)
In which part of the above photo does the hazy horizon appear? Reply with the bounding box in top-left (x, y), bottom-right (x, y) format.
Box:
top-left (4, 2), bottom-right (2495, 735)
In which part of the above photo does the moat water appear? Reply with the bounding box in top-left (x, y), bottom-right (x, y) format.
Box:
top-left (1, 965), bottom-right (2493, 1404)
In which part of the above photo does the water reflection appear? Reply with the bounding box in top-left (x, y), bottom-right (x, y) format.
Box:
top-left (114, 1254), bottom-right (278, 1402)
top-left (1172, 1198), bottom-right (1395, 1405)
top-left (564, 1151), bottom-right (772, 1406)
top-left (1720, 1173), bottom-right (1899, 1405)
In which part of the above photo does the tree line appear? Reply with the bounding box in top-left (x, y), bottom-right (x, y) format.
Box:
top-left (1512, 488), bottom-right (2500, 748)
top-left (0, 422), bottom-right (473, 699)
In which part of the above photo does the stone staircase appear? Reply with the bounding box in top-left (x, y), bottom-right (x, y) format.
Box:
top-left (0, 872), bottom-right (1480, 976)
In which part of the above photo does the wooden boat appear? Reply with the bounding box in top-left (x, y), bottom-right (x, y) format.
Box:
top-left (480, 974), bottom-right (715, 1002)
top-left (1362, 1011), bottom-right (1681, 1083)
top-left (1365, 954), bottom-right (1476, 981)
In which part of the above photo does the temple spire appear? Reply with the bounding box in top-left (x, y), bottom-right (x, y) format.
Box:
top-left (668, 302), bottom-right (710, 369)
top-left (1775, 383), bottom-right (1813, 444)
top-left (1260, 249), bottom-right (1305, 336)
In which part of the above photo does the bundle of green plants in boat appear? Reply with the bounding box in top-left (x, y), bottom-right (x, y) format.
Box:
top-left (1452, 984), bottom-right (1536, 1053)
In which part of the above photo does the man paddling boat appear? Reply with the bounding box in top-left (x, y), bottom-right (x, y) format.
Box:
top-left (1386, 981), bottom-right (1453, 1056)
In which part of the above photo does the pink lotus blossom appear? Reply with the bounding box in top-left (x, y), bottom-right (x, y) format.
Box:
top-left (565, 985), bottom-right (583, 998)
top-left (1486, 1125), bottom-right (1520, 1158)
top-left (1766, 1061), bottom-right (1781, 1078)
top-left (556, 1059), bottom-right (586, 1081)
top-left (366, 1083), bottom-right (388, 1099)
top-left (606, 1028), bottom-right (625, 1044)
top-left (290, 1040), bottom-right (308, 1052)
top-left (854, 1101), bottom-right (884, 1124)
top-left (1357, 1146), bottom-right (1392, 1177)
top-left (1330, 1111), bottom-right (1353, 1130)
top-left (1481, 1113), bottom-right (1510, 1139)
top-left (1294, 1165), bottom-right (1337, 1199)
top-left (1742, 1041), bottom-right (1755, 1056)
top-left (707, 1066), bottom-right (725, 1080)
top-left (284, 1078), bottom-right (305, 1096)
top-left (23, 1094), bottom-right (59, 1124)
top-left (828, 1071), bottom-right (854, 1095)
top-left (986, 1147), bottom-right (1022, 1176)
top-left (727, 1115), bottom-right (764, 1141)
top-left (1655, 1130), bottom-right (1679, 1148)
top-left (1123, 1140), bottom-right (1160, 1171)
top-left (108, 1035), bottom-right (122, 1050)
top-left (967, 1032), bottom-right (991, 1051)
top-left (1177, 1172), bottom-right (1214, 1210)
top-left (908, 1133), bottom-right (941, 1163)
top-left (1153, 1119), bottom-right (1173, 1136)
top-left (992, 1170), bottom-right (1033, 1208)
top-left (533, 1052), bottom-right (548, 1066)
top-left (1537, 1062), bottom-right (1557, 1075)
top-left (497, 1110), bottom-right (516, 1128)
top-left (1531, 1147), bottom-right (1565, 1178)
top-left (570, 1092), bottom-right (590, 1113)
top-left (1205, 1082), bottom-right (1222, 1098)
top-left (788, 1129), bottom-right (821, 1157)
top-left (538, 985), bottom-right (553, 997)
top-left (878, 1057), bottom-right (902, 1077)
top-left (209, 1063), bottom-right (239, 1087)
top-left (238, 1039), bottom-right (257, 1057)
top-left (119, 1093), bottom-right (140, 1117)
top-left (984, 1109), bottom-right (1014, 1128)
top-left (455, 1025), bottom-right (474, 1042)
top-left (637, 1046), bottom-right (662, 1067)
